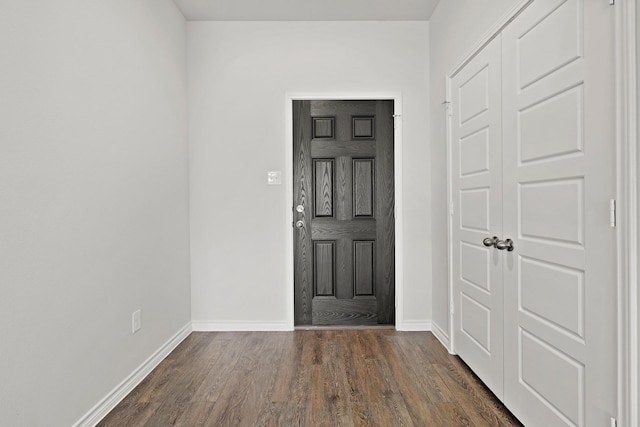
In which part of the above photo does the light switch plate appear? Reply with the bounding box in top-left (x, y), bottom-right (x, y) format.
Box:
top-left (267, 171), bottom-right (282, 185)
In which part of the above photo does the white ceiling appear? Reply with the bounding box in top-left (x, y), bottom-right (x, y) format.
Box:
top-left (172, 0), bottom-right (441, 21)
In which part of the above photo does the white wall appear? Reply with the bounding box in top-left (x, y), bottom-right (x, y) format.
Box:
top-left (0, 1), bottom-right (190, 426)
top-left (429, 0), bottom-right (521, 341)
top-left (188, 21), bottom-right (431, 328)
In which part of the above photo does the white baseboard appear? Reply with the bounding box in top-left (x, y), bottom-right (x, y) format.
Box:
top-left (431, 322), bottom-right (453, 353)
top-left (397, 320), bottom-right (432, 331)
top-left (73, 322), bottom-right (192, 427)
top-left (192, 320), bottom-right (292, 331)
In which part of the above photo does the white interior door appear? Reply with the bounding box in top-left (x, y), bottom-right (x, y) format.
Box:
top-left (502, 0), bottom-right (616, 425)
top-left (450, 35), bottom-right (504, 399)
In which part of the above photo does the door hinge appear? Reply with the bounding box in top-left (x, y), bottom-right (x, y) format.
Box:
top-left (450, 299), bottom-right (455, 315)
top-left (608, 0), bottom-right (615, 5)
top-left (393, 114), bottom-right (401, 129)
top-left (610, 199), bottom-right (617, 227)
top-left (610, 417), bottom-right (617, 427)
top-left (449, 202), bottom-right (455, 216)
top-left (442, 100), bottom-right (453, 117)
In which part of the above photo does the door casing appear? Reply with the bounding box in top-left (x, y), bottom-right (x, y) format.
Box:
top-left (615, 1), bottom-right (639, 426)
top-left (285, 92), bottom-right (404, 330)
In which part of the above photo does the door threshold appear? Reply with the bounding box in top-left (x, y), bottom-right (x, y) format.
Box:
top-left (294, 325), bottom-right (395, 331)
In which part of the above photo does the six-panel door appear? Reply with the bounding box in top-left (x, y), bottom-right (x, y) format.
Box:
top-left (293, 100), bottom-right (395, 326)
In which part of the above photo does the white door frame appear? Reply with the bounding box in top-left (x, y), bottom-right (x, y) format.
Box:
top-left (615, 1), bottom-right (638, 426)
top-left (285, 92), bottom-right (404, 330)
top-left (445, 1), bottom-right (638, 425)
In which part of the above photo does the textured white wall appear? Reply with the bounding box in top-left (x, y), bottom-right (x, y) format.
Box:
top-left (429, 0), bottom-right (522, 341)
top-left (0, 1), bottom-right (190, 426)
top-left (188, 21), bottom-right (431, 328)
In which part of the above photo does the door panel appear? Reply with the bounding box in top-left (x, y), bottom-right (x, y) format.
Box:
top-left (354, 159), bottom-right (375, 217)
top-left (451, 34), bottom-right (504, 399)
top-left (314, 241), bottom-right (335, 296)
top-left (460, 187), bottom-right (490, 232)
top-left (460, 242), bottom-right (491, 292)
top-left (519, 256), bottom-right (584, 339)
top-left (459, 127), bottom-right (490, 176)
top-left (518, 85), bottom-right (584, 163)
top-left (519, 179), bottom-right (584, 244)
top-left (517, 0), bottom-right (581, 90)
top-left (502, 0), bottom-right (616, 425)
top-left (460, 293), bottom-right (492, 352)
top-left (314, 160), bottom-right (334, 217)
top-left (294, 100), bottom-right (395, 326)
top-left (354, 240), bottom-right (375, 296)
top-left (518, 330), bottom-right (585, 426)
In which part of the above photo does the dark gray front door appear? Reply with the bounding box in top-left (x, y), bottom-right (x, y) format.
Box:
top-left (293, 100), bottom-right (395, 326)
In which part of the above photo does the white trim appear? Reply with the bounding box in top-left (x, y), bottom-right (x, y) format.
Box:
top-left (192, 321), bottom-right (292, 331)
top-left (445, 0), bottom-right (533, 353)
top-left (399, 320), bottom-right (432, 332)
top-left (615, 1), bottom-right (638, 425)
top-left (285, 92), bottom-right (404, 330)
top-left (72, 323), bottom-right (192, 427)
top-left (431, 322), bottom-right (453, 353)
top-left (446, 70), bottom-right (455, 354)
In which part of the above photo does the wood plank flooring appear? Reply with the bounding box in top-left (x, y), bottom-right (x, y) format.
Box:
top-left (98, 330), bottom-right (522, 427)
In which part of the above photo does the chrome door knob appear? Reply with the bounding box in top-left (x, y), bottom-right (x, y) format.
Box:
top-left (295, 220), bottom-right (304, 229)
top-left (483, 236), bottom-right (498, 248)
top-left (495, 238), bottom-right (514, 251)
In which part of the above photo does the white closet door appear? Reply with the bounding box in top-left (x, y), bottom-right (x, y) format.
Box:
top-left (502, 0), bottom-right (616, 425)
top-left (450, 35), bottom-right (504, 399)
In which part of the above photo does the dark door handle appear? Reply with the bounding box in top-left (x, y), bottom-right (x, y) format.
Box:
top-left (483, 236), bottom-right (499, 248)
top-left (495, 238), bottom-right (514, 251)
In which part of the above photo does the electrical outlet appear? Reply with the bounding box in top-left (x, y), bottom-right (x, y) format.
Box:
top-left (132, 309), bottom-right (142, 334)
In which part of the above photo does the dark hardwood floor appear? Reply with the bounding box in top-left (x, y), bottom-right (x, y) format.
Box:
top-left (98, 330), bottom-right (522, 427)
